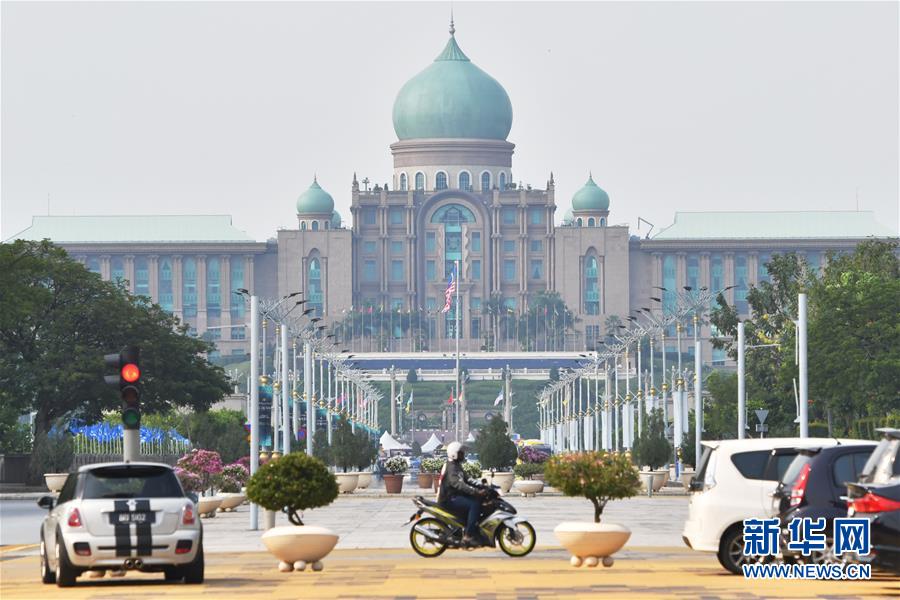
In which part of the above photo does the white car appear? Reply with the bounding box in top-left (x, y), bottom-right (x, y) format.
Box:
top-left (38, 462), bottom-right (203, 587)
top-left (682, 437), bottom-right (853, 574)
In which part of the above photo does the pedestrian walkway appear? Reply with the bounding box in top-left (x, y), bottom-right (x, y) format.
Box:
top-left (2, 546), bottom-right (896, 599)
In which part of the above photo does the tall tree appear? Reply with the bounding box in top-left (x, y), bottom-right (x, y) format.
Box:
top-left (0, 240), bottom-right (230, 434)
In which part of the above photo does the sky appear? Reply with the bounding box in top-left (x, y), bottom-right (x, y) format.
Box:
top-left (2, 1), bottom-right (898, 242)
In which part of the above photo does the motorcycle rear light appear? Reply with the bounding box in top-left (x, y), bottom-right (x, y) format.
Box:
top-left (182, 503), bottom-right (195, 525)
top-left (67, 508), bottom-right (83, 528)
top-left (789, 464), bottom-right (811, 507)
top-left (73, 542), bottom-right (91, 556)
top-left (175, 540), bottom-right (193, 554)
top-left (849, 491), bottom-right (900, 514)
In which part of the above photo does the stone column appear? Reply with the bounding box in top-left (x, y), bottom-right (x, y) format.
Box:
top-left (724, 252), bottom-right (735, 305)
top-left (321, 257), bottom-right (329, 316)
top-left (124, 255), bottom-right (135, 293)
top-left (197, 255), bottom-right (208, 334)
top-left (748, 252), bottom-right (759, 286)
top-left (676, 252), bottom-right (687, 290)
top-left (700, 253), bottom-right (711, 290)
top-left (172, 255), bottom-right (183, 320)
top-left (245, 255), bottom-right (255, 295)
top-left (100, 255), bottom-right (111, 281)
top-left (148, 255), bottom-right (159, 301)
top-left (652, 253), bottom-right (662, 292)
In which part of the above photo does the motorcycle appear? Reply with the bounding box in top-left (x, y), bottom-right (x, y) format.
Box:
top-left (404, 483), bottom-right (536, 557)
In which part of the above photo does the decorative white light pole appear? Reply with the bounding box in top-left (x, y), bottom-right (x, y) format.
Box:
top-left (737, 321), bottom-right (746, 439)
top-left (798, 293), bottom-right (809, 438)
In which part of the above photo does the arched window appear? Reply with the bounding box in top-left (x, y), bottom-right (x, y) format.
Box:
top-left (324, 221), bottom-right (330, 230)
top-left (415, 172), bottom-right (425, 190)
top-left (399, 173), bottom-right (407, 191)
top-left (584, 256), bottom-right (600, 315)
top-left (206, 257), bottom-right (220, 317)
top-left (576, 217), bottom-right (583, 227)
top-left (301, 221), bottom-right (307, 231)
top-left (499, 172), bottom-right (506, 190)
top-left (430, 203), bottom-right (477, 224)
top-left (458, 171), bottom-right (470, 191)
top-left (111, 257), bottom-right (125, 283)
top-left (435, 172), bottom-right (448, 190)
top-left (308, 258), bottom-right (323, 316)
top-left (481, 171), bottom-right (491, 191)
top-left (588, 217), bottom-right (595, 227)
top-left (600, 217), bottom-right (606, 227)
top-left (312, 221), bottom-right (319, 231)
top-left (159, 258), bottom-right (173, 312)
top-left (183, 257), bottom-right (197, 317)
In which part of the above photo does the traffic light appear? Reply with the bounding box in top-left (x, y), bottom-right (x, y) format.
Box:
top-left (104, 346), bottom-right (141, 429)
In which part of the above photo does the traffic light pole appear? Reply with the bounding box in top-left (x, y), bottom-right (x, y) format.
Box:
top-left (249, 295), bottom-right (260, 531)
top-left (123, 429), bottom-right (139, 462)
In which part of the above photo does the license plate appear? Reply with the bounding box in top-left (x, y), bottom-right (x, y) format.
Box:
top-left (110, 512), bottom-right (154, 524)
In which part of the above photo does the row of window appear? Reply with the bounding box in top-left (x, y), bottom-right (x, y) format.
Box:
top-left (362, 258), bottom-right (546, 283)
top-left (359, 205), bottom-right (546, 227)
top-left (360, 235), bottom-right (545, 256)
top-left (299, 220), bottom-right (333, 231)
top-left (570, 217), bottom-right (607, 227)
top-left (398, 170), bottom-right (511, 192)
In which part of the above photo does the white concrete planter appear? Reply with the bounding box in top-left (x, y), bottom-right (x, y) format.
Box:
top-left (650, 470), bottom-right (668, 491)
top-left (197, 496), bottom-right (222, 517)
top-left (44, 473), bottom-right (68, 493)
top-left (217, 493), bottom-right (246, 512)
top-left (513, 480), bottom-right (544, 497)
top-left (638, 472), bottom-right (655, 494)
top-left (482, 471), bottom-right (515, 493)
top-left (554, 521), bottom-right (631, 567)
top-left (335, 473), bottom-right (359, 494)
top-left (261, 525), bottom-right (339, 571)
top-left (356, 472), bottom-right (372, 489)
top-left (680, 470), bottom-right (695, 491)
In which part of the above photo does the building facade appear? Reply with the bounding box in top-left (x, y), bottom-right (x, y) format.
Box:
top-left (11, 25), bottom-right (895, 364)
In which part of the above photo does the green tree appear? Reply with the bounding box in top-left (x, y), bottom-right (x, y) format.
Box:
top-left (0, 240), bottom-right (230, 435)
top-left (175, 409), bottom-right (247, 464)
top-left (29, 427), bottom-right (74, 482)
top-left (474, 417), bottom-right (518, 471)
top-left (631, 409), bottom-right (671, 469)
top-left (330, 415), bottom-right (356, 472)
top-left (544, 451), bottom-right (641, 523)
top-left (406, 368), bottom-right (418, 383)
top-left (517, 291), bottom-right (579, 351)
top-left (312, 428), bottom-right (331, 465)
top-left (0, 403), bottom-right (31, 454)
top-left (353, 429), bottom-right (378, 470)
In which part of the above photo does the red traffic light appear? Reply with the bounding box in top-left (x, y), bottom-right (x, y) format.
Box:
top-left (121, 363), bottom-right (140, 383)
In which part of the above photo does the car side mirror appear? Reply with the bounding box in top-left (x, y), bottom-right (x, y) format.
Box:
top-left (688, 479), bottom-right (704, 492)
top-left (37, 496), bottom-right (55, 510)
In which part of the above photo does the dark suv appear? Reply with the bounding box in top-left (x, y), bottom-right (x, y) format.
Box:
top-left (772, 442), bottom-right (876, 563)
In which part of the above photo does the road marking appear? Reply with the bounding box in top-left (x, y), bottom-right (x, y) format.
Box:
top-left (0, 544), bottom-right (38, 555)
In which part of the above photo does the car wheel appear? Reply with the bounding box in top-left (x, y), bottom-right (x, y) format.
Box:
top-left (183, 541), bottom-right (204, 584)
top-left (163, 566), bottom-right (183, 582)
top-left (55, 533), bottom-right (79, 588)
top-left (717, 526), bottom-right (759, 575)
top-left (40, 536), bottom-right (56, 584)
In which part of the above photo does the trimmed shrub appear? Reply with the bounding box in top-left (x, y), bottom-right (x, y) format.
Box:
top-left (246, 453), bottom-right (338, 525)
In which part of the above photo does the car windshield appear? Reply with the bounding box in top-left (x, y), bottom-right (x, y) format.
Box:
top-left (694, 446), bottom-right (716, 486)
top-left (82, 465), bottom-right (184, 499)
top-left (780, 453), bottom-right (813, 487)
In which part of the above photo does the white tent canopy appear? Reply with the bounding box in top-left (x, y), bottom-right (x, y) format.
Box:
top-left (466, 432), bottom-right (476, 443)
top-left (380, 431), bottom-right (411, 451)
top-left (421, 433), bottom-right (443, 453)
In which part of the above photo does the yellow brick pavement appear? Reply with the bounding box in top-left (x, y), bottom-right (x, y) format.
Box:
top-left (1, 546), bottom-right (896, 599)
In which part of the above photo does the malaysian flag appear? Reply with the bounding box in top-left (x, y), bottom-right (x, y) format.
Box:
top-left (441, 268), bottom-right (456, 313)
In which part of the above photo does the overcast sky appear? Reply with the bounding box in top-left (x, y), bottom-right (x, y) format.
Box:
top-left (2, 1), bottom-right (898, 241)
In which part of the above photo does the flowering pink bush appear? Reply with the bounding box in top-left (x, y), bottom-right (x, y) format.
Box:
top-left (235, 456), bottom-right (251, 471)
top-left (175, 468), bottom-right (204, 493)
top-left (214, 463), bottom-right (250, 493)
top-left (176, 449), bottom-right (223, 493)
top-left (519, 446), bottom-right (550, 464)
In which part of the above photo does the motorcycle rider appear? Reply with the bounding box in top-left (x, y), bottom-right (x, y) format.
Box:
top-left (437, 441), bottom-right (486, 547)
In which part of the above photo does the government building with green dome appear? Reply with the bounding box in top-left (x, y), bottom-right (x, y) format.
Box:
top-left (11, 25), bottom-right (894, 366)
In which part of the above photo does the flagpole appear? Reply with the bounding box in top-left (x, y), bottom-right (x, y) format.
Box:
top-left (455, 259), bottom-right (461, 442)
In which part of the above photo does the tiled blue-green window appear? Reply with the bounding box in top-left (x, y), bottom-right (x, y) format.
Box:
top-left (86, 257), bottom-right (101, 274)
top-left (757, 253), bottom-right (771, 283)
top-left (183, 257), bottom-right (198, 317)
top-left (710, 254), bottom-right (724, 293)
top-left (426, 260), bottom-right (436, 282)
top-left (472, 260), bottom-right (481, 281)
top-left (436, 172), bottom-right (448, 191)
top-left (686, 254), bottom-right (699, 290)
top-left (503, 259), bottom-right (516, 282)
top-left (459, 172), bottom-right (470, 191)
top-left (425, 232), bottom-right (436, 254)
top-left (111, 257), bottom-right (125, 284)
top-left (159, 258), bottom-right (174, 312)
top-left (308, 258), bottom-right (323, 316)
top-left (531, 259), bottom-right (544, 280)
top-left (207, 257), bottom-right (221, 317)
top-left (230, 259), bottom-right (244, 319)
top-left (480, 171), bottom-right (490, 191)
top-left (471, 231), bottom-right (481, 252)
top-left (529, 207), bottom-right (543, 225)
top-left (391, 241), bottom-right (403, 255)
top-left (390, 260), bottom-right (404, 281)
top-left (662, 255), bottom-right (676, 314)
top-left (584, 256), bottom-right (600, 315)
top-left (363, 260), bottom-right (377, 281)
top-left (734, 254), bottom-right (748, 314)
top-left (134, 257), bottom-right (149, 297)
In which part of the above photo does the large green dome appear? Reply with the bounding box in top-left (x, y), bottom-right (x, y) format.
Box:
top-left (392, 32), bottom-right (513, 141)
top-left (330, 210), bottom-right (342, 228)
top-left (296, 179), bottom-right (334, 215)
top-left (572, 175), bottom-right (610, 211)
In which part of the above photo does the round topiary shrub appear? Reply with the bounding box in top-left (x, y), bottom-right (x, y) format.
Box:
top-left (544, 451), bottom-right (640, 523)
top-left (246, 452), bottom-right (339, 526)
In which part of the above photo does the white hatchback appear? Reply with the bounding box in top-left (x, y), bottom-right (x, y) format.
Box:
top-left (682, 437), bottom-right (852, 574)
top-left (38, 462), bottom-right (203, 587)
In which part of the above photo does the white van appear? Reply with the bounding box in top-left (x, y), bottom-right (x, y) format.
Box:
top-left (682, 437), bottom-right (852, 574)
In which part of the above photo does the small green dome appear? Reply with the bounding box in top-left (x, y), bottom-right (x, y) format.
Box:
top-left (296, 179), bottom-right (334, 215)
top-left (563, 208), bottom-right (574, 225)
top-left (572, 175), bottom-right (610, 212)
top-left (392, 32), bottom-right (513, 141)
top-left (330, 210), bottom-right (342, 228)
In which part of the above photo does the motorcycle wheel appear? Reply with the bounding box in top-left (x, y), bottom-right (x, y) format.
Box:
top-left (410, 518), bottom-right (449, 558)
top-left (497, 521), bottom-right (536, 557)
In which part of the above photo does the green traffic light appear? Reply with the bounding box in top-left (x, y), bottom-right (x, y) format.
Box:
top-left (122, 408), bottom-right (141, 429)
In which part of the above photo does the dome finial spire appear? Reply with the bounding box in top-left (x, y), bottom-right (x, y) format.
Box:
top-left (449, 6), bottom-right (455, 36)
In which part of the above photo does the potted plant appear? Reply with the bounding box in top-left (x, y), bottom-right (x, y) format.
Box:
top-left (329, 416), bottom-right (359, 493)
top-left (545, 451), bottom-right (641, 567)
top-left (518, 447), bottom-right (550, 481)
top-left (30, 429), bottom-right (73, 492)
top-left (247, 452), bottom-right (340, 572)
top-left (418, 457), bottom-right (442, 488)
top-left (474, 418), bottom-right (518, 493)
top-left (214, 463), bottom-right (249, 511)
top-left (631, 409), bottom-right (672, 493)
top-left (383, 456), bottom-right (408, 493)
top-left (513, 463), bottom-right (546, 496)
top-left (353, 429), bottom-right (377, 490)
top-left (462, 459), bottom-right (482, 480)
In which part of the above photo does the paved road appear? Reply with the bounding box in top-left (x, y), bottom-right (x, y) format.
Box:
top-left (2, 547), bottom-right (897, 599)
top-left (1, 494), bottom-right (689, 551)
